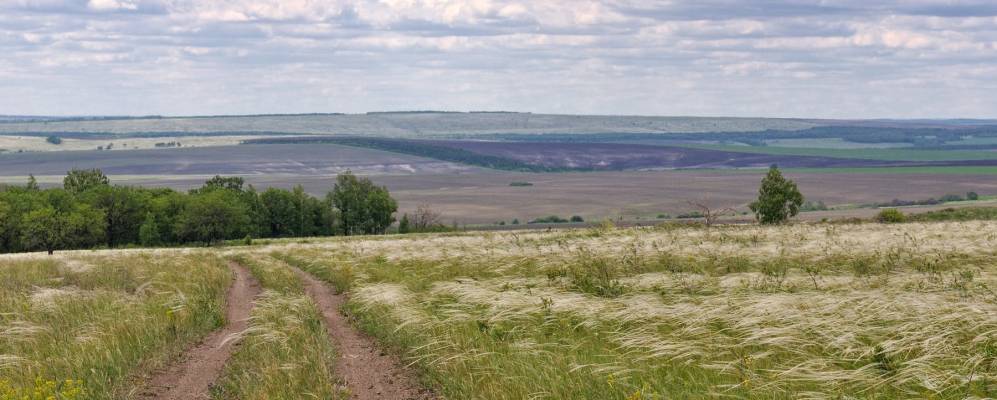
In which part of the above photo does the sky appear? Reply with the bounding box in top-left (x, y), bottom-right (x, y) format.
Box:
top-left (1, 1), bottom-right (996, 118)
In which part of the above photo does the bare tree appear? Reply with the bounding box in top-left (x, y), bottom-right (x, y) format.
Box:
top-left (686, 199), bottom-right (735, 227)
top-left (412, 204), bottom-right (442, 231)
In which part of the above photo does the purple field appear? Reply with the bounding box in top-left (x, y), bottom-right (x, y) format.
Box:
top-left (420, 140), bottom-right (994, 170)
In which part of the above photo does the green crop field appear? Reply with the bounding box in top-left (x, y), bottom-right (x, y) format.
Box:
top-left (781, 166), bottom-right (997, 175)
top-left (4, 220), bottom-right (994, 398)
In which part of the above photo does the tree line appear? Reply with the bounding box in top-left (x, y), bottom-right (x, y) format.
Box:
top-left (0, 169), bottom-right (397, 254)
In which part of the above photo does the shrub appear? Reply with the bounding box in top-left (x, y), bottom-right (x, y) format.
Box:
top-left (676, 211), bottom-right (704, 219)
top-left (908, 206), bottom-right (997, 222)
top-left (509, 181), bottom-right (533, 187)
top-left (569, 215), bottom-right (584, 223)
top-left (876, 208), bottom-right (906, 223)
top-left (939, 194), bottom-right (965, 203)
top-left (45, 136), bottom-right (62, 145)
top-left (967, 192), bottom-right (979, 201)
top-left (529, 215), bottom-right (568, 224)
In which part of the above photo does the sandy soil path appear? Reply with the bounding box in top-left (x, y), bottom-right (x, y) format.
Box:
top-left (137, 261), bottom-right (261, 399)
top-left (291, 267), bottom-right (438, 400)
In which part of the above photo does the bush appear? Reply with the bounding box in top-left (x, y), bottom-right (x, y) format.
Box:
top-left (676, 211), bottom-right (704, 219)
top-left (909, 206), bottom-right (997, 222)
top-left (876, 208), bottom-right (906, 223)
top-left (569, 215), bottom-right (584, 223)
top-left (529, 215), bottom-right (568, 224)
top-left (967, 192), bottom-right (979, 201)
top-left (509, 181), bottom-right (533, 187)
top-left (939, 194), bottom-right (965, 203)
top-left (46, 136), bottom-right (62, 145)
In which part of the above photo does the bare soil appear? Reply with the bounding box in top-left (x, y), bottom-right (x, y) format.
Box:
top-left (136, 261), bottom-right (261, 400)
top-left (291, 267), bottom-right (437, 400)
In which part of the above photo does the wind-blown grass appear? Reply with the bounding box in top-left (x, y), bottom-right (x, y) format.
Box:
top-left (0, 253), bottom-right (230, 399)
top-left (271, 222), bottom-right (997, 399)
top-left (212, 254), bottom-right (342, 400)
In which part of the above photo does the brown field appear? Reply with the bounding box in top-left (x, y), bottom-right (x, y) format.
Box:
top-left (2, 143), bottom-right (995, 224)
top-left (13, 169), bottom-right (987, 225)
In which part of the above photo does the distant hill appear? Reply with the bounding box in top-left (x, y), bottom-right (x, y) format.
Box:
top-left (0, 113), bottom-right (819, 137)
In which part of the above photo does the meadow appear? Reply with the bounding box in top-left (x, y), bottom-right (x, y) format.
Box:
top-left (263, 222), bottom-right (997, 399)
top-left (1, 220), bottom-right (995, 398)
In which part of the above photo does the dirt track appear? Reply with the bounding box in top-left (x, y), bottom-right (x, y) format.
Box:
top-left (138, 261), bottom-right (261, 400)
top-left (291, 267), bottom-right (437, 400)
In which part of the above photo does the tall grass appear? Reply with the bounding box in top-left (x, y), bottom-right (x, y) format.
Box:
top-left (0, 253), bottom-right (230, 399)
top-left (271, 222), bottom-right (997, 399)
top-left (212, 254), bottom-right (342, 400)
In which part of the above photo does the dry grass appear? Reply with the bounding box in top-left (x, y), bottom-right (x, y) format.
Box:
top-left (266, 221), bottom-right (997, 399)
top-left (0, 252), bottom-right (231, 399)
top-left (2, 221), bottom-right (994, 398)
top-left (211, 254), bottom-right (342, 400)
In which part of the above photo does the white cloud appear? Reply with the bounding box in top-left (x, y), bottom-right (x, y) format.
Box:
top-left (0, 0), bottom-right (996, 118)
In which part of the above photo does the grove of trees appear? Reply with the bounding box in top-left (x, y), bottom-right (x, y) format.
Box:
top-left (0, 169), bottom-right (397, 254)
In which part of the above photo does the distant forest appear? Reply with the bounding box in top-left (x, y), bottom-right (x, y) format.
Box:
top-left (479, 125), bottom-right (997, 147)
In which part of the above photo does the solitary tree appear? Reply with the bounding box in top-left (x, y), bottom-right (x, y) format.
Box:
top-left (64, 168), bottom-right (109, 194)
top-left (748, 165), bottom-right (804, 224)
top-left (686, 199), bottom-right (735, 227)
top-left (411, 204), bottom-right (442, 231)
top-left (26, 174), bottom-right (39, 191)
top-left (398, 213), bottom-right (411, 234)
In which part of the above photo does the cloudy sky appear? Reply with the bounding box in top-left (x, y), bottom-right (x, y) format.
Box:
top-left (1, 0), bottom-right (996, 118)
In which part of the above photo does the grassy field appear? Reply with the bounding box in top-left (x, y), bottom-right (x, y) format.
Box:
top-left (0, 251), bottom-right (231, 399)
top-left (263, 222), bottom-right (997, 399)
top-left (213, 254), bottom-right (341, 399)
top-left (680, 143), bottom-right (997, 161)
top-left (2, 221), bottom-right (996, 398)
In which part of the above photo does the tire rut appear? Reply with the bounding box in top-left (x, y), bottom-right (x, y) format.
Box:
top-left (291, 267), bottom-right (437, 400)
top-left (137, 261), bottom-right (261, 400)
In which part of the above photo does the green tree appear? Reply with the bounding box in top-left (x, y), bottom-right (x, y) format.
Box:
top-left (398, 213), bottom-right (411, 234)
top-left (0, 199), bottom-right (13, 253)
top-left (261, 188), bottom-right (298, 237)
top-left (64, 168), bottom-right (109, 194)
top-left (26, 174), bottom-right (39, 191)
top-left (198, 175), bottom-right (246, 192)
top-left (364, 188), bottom-right (398, 234)
top-left (329, 171), bottom-right (397, 235)
top-left (967, 191), bottom-right (980, 201)
top-left (176, 190), bottom-right (251, 244)
top-left (21, 203), bottom-right (106, 255)
top-left (138, 212), bottom-right (162, 246)
top-left (85, 186), bottom-right (148, 247)
top-left (748, 165), bottom-right (804, 225)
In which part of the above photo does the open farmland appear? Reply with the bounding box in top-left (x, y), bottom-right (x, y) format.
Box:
top-left (3, 163), bottom-right (996, 225)
top-left (0, 144), bottom-right (471, 177)
top-left (3, 221), bottom-right (993, 398)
